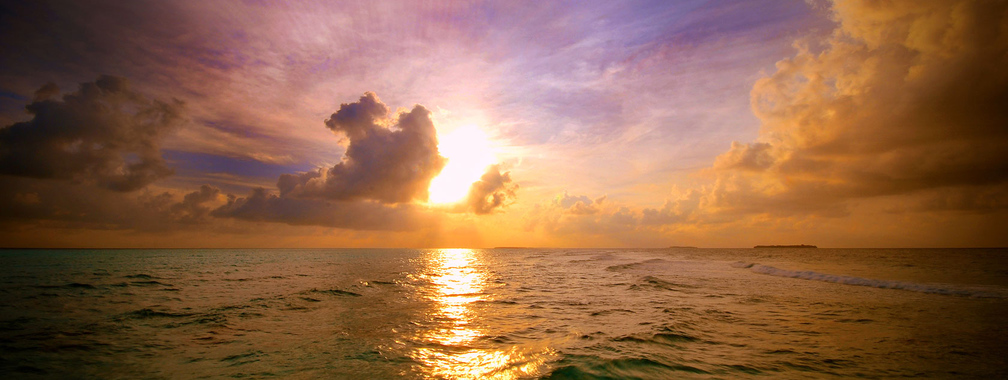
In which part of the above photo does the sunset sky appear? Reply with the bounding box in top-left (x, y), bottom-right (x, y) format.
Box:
top-left (1, 0), bottom-right (1006, 248)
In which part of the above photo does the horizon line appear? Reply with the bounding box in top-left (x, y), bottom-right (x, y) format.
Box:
top-left (2, 246), bottom-right (1006, 250)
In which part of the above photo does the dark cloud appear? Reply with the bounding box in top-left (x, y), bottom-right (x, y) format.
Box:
top-left (884, 186), bottom-right (1008, 215)
top-left (211, 188), bottom-right (429, 231)
top-left (0, 89), bottom-right (502, 236)
top-left (0, 173), bottom-right (420, 234)
top-left (215, 92), bottom-right (516, 229)
top-left (169, 185), bottom-right (222, 224)
top-left (32, 83), bottom-right (60, 102)
top-left (0, 76), bottom-right (184, 191)
top-left (0, 177), bottom-right (221, 231)
top-left (0, 177), bottom-right (116, 227)
top-left (208, 92), bottom-right (459, 229)
top-left (323, 92), bottom-right (391, 140)
top-left (464, 165), bottom-right (518, 214)
top-left (278, 92), bottom-right (445, 203)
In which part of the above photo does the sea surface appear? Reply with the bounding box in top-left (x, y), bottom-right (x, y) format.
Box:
top-left (0, 248), bottom-right (1006, 379)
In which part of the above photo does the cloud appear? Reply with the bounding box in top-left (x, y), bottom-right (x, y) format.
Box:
top-left (553, 191), bottom-right (605, 215)
top-left (0, 173), bottom-right (415, 234)
top-left (209, 92), bottom-right (457, 230)
top-left (0, 76), bottom-right (184, 191)
top-left (215, 92), bottom-right (508, 229)
top-left (464, 165), bottom-right (518, 214)
top-left (528, 188), bottom-right (708, 238)
top-left (278, 92), bottom-right (445, 203)
top-left (0, 88), bottom-right (502, 236)
top-left (134, 186), bottom-right (228, 227)
top-left (0, 176), bottom-right (222, 231)
top-left (524, 0), bottom-right (1008, 247)
top-left (641, 190), bottom-right (703, 225)
top-left (703, 0), bottom-right (1008, 215)
top-left (211, 188), bottom-right (430, 231)
top-left (712, 142), bottom-right (773, 171)
top-left (527, 191), bottom-right (638, 237)
top-left (169, 185), bottom-right (223, 224)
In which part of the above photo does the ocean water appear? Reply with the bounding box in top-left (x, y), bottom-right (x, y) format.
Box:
top-left (0, 248), bottom-right (1006, 379)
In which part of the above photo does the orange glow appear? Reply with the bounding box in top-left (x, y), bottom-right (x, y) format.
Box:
top-left (429, 126), bottom-right (496, 204)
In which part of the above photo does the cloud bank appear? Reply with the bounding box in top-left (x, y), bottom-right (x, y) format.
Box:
top-left (0, 76), bottom-right (184, 191)
top-left (707, 0), bottom-right (1008, 214)
top-left (211, 188), bottom-right (428, 231)
top-left (0, 82), bottom-right (513, 235)
top-left (0, 76), bottom-right (217, 233)
top-left (524, 0), bottom-right (1008, 246)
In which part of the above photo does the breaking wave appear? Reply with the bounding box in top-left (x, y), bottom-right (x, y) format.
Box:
top-left (733, 262), bottom-right (1006, 298)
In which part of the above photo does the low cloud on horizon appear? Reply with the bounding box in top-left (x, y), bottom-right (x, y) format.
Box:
top-left (0, 84), bottom-right (518, 237)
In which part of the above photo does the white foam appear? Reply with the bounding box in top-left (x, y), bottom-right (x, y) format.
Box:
top-left (736, 262), bottom-right (1006, 298)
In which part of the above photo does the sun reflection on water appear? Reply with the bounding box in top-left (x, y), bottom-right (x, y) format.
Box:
top-left (412, 249), bottom-right (552, 379)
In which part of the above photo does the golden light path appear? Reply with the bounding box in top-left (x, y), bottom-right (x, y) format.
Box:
top-left (428, 125), bottom-right (496, 204)
top-left (412, 249), bottom-right (552, 379)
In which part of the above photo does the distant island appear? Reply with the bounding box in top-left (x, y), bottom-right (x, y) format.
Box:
top-left (494, 247), bottom-right (532, 249)
top-left (667, 246), bottom-right (698, 249)
top-left (754, 244), bottom-right (817, 248)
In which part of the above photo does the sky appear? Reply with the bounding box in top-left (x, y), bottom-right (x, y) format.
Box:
top-left (1, 0), bottom-right (1006, 248)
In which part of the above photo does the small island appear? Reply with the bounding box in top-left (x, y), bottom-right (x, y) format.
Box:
top-left (754, 244), bottom-right (817, 248)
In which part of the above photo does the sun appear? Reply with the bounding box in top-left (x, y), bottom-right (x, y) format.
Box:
top-left (429, 125), bottom-right (495, 204)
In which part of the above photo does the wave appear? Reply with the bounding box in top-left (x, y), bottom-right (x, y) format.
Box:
top-left (129, 280), bottom-right (174, 287)
top-left (119, 308), bottom-right (194, 320)
top-left (589, 308), bottom-right (634, 317)
top-left (544, 355), bottom-right (710, 378)
top-left (733, 262), bottom-right (1005, 298)
top-left (304, 288), bottom-right (362, 297)
top-left (627, 276), bottom-right (695, 292)
top-left (34, 283), bottom-right (96, 290)
top-left (605, 258), bottom-right (669, 272)
top-left (612, 331), bottom-right (699, 345)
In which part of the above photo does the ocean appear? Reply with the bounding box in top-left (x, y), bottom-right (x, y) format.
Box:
top-left (0, 248), bottom-right (1005, 379)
